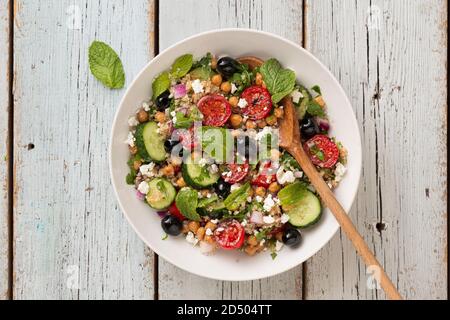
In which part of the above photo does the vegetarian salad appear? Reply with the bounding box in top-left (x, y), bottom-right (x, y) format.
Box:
top-left (125, 53), bottom-right (347, 258)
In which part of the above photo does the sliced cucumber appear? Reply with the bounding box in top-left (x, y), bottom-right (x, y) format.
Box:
top-left (135, 122), bottom-right (166, 162)
top-left (286, 190), bottom-right (322, 228)
top-left (182, 161), bottom-right (220, 189)
top-left (145, 178), bottom-right (176, 210)
top-left (297, 86), bottom-right (312, 120)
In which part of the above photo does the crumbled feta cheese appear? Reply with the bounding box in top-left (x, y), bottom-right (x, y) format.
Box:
top-left (125, 132), bottom-right (136, 147)
top-left (186, 232), bottom-right (199, 246)
top-left (216, 227), bottom-right (225, 232)
top-left (241, 219), bottom-right (247, 227)
top-left (210, 164), bottom-right (219, 174)
top-left (137, 181), bottom-right (150, 195)
top-left (276, 166), bottom-right (296, 185)
top-left (255, 196), bottom-right (263, 203)
top-left (291, 89), bottom-right (304, 104)
top-left (205, 228), bottom-right (213, 236)
top-left (294, 171), bottom-right (304, 178)
top-left (170, 111), bottom-right (176, 118)
top-left (263, 215), bottom-right (275, 224)
top-left (192, 79), bottom-right (204, 94)
top-left (237, 98), bottom-right (248, 109)
top-left (211, 219), bottom-right (219, 224)
top-left (230, 184), bottom-right (241, 192)
top-left (281, 214), bottom-right (290, 224)
top-left (334, 162), bottom-right (347, 182)
top-left (139, 163), bottom-right (155, 177)
top-left (206, 193), bottom-right (212, 199)
top-left (247, 196), bottom-right (253, 203)
top-left (198, 158), bottom-right (208, 167)
top-left (231, 83), bottom-right (238, 94)
top-left (259, 239), bottom-right (266, 246)
top-left (128, 116), bottom-right (139, 127)
top-left (143, 102), bottom-right (151, 112)
top-left (275, 241), bottom-right (284, 251)
top-left (263, 194), bottom-right (276, 212)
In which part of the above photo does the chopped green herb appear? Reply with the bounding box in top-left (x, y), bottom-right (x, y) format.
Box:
top-left (260, 59), bottom-right (296, 104)
top-left (162, 234), bottom-right (169, 240)
top-left (192, 53), bottom-right (212, 69)
top-left (311, 85), bottom-right (322, 95)
top-left (88, 41), bottom-right (125, 89)
top-left (306, 100), bottom-right (326, 117)
top-left (126, 171), bottom-right (136, 185)
top-left (271, 252), bottom-right (278, 260)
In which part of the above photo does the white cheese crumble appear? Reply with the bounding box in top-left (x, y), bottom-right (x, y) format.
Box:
top-left (237, 98), bottom-right (248, 109)
top-left (139, 163), bottom-right (155, 177)
top-left (205, 228), bottom-right (213, 236)
top-left (125, 132), bottom-right (136, 147)
top-left (281, 214), bottom-right (290, 224)
top-left (241, 219), bottom-right (248, 227)
top-left (247, 196), bottom-right (253, 203)
top-left (211, 219), bottom-right (219, 224)
top-left (255, 196), bottom-right (263, 203)
top-left (294, 171), bottom-right (304, 178)
top-left (137, 181), bottom-right (150, 195)
top-left (128, 116), bottom-right (139, 127)
top-left (259, 239), bottom-right (266, 246)
top-left (263, 215), bottom-right (275, 224)
top-left (230, 183), bottom-right (241, 192)
top-left (276, 166), bottom-right (296, 185)
top-left (198, 158), bottom-right (208, 167)
top-left (192, 79), bottom-right (204, 94)
top-left (291, 89), bottom-right (304, 104)
top-left (210, 164), bottom-right (219, 173)
top-left (334, 162), bottom-right (347, 182)
top-left (142, 102), bottom-right (151, 112)
top-left (186, 232), bottom-right (199, 246)
top-left (275, 241), bottom-right (284, 252)
top-left (263, 194), bottom-right (276, 212)
top-left (231, 83), bottom-right (238, 94)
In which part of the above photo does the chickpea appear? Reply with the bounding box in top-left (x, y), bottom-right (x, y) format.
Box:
top-left (204, 235), bottom-right (216, 244)
top-left (314, 96), bottom-right (326, 108)
top-left (205, 221), bottom-right (217, 232)
top-left (211, 56), bottom-right (218, 70)
top-left (255, 186), bottom-right (266, 197)
top-left (247, 235), bottom-right (258, 247)
top-left (270, 149), bottom-right (281, 162)
top-left (266, 115), bottom-right (277, 126)
top-left (229, 96), bottom-right (239, 108)
top-left (196, 227), bottom-right (206, 241)
top-left (176, 177), bottom-right (186, 188)
top-left (188, 221), bottom-right (200, 234)
top-left (170, 156), bottom-right (183, 167)
top-left (129, 145), bottom-right (138, 155)
top-left (268, 182), bottom-right (281, 194)
top-left (245, 245), bottom-right (259, 256)
top-left (246, 120), bottom-right (257, 130)
top-left (200, 189), bottom-right (210, 197)
top-left (211, 74), bottom-right (223, 86)
top-left (155, 111), bottom-right (166, 123)
top-left (137, 109), bottom-right (149, 123)
top-left (257, 119), bottom-right (267, 129)
top-left (182, 223), bottom-right (190, 234)
top-left (160, 164), bottom-right (175, 177)
top-left (229, 114), bottom-right (243, 128)
top-left (255, 73), bottom-right (263, 86)
top-left (274, 108), bottom-right (284, 118)
top-left (133, 160), bottom-right (142, 171)
top-left (220, 81), bottom-right (232, 93)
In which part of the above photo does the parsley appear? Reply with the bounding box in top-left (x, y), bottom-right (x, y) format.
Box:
top-left (192, 53), bottom-right (212, 69)
top-left (271, 252), bottom-right (278, 260)
top-left (256, 228), bottom-right (271, 241)
top-left (311, 85), bottom-right (322, 95)
top-left (229, 66), bottom-right (254, 94)
top-left (310, 145), bottom-right (325, 161)
top-left (126, 171), bottom-right (136, 185)
top-left (306, 100), bottom-right (326, 117)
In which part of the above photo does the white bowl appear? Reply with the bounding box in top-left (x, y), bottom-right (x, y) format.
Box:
top-left (109, 29), bottom-right (362, 281)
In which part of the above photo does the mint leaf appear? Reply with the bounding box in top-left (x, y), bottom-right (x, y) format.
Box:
top-left (175, 188), bottom-right (201, 221)
top-left (224, 182), bottom-right (251, 211)
top-left (260, 59), bottom-right (296, 104)
top-left (152, 72), bottom-right (170, 101)
top-left (171, 54), bottom-right (193, 79)
top-left (278, 182), bottom-right (309, 208)
top-left (89, 41), bottom-right (125, 89)
top-left (311, 85), bottom-right (322, 95)
top-left (306, 100), bottom-right (325, 117)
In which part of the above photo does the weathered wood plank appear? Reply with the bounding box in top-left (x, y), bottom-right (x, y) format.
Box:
top-left (13, 0), bottom-right (155, 299)
top-left (304, 0), bottom-right (447, 299)
top-left (0, 0), bottom-right (11, 300)
top-left (158, 0), bottom-right (304, 300)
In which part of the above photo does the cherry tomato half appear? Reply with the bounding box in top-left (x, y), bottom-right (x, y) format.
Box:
top-left (252, 161), bottom-right (277, 188)
top-left (168, 203), bottom-right (186, 221)
top-left (222, 162), bottom-right (250, 184)
top-left (214, 220), bottom-right (245, 250)
top-left (241, 86), bottom-right (273, 120)
top-left (303, 134), bottom-right (339, 168)
top-left (198, 94), bottom-right (232, 126)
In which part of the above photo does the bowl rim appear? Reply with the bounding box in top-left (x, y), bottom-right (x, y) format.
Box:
top-left (109, 28), bottom-right (362, 281)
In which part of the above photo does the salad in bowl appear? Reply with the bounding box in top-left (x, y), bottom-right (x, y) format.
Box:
top-left (124, 53), bottom-right (348, 258)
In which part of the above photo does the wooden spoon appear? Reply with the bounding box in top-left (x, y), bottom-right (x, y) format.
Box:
top-left (238, 56), bottom-right (402, 300)
top-left (279, 97), bottom-right (402, 300)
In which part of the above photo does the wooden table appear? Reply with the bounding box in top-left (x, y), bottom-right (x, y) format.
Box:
top-left (0, 0), bottom-right (447, 300)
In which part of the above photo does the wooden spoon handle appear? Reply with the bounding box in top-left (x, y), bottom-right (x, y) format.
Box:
top-left (289, 144), bottom-right (403, 300)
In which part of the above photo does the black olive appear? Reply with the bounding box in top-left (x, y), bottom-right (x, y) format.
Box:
top-left (282, 228), bottom-right (302, 247)
top-left (161, 215), bottom-right (182, 236)
top-left (300, 117), bottom-right (320, 140)
top-left (214, 179), bottom-right (231, 199)
top-left (156, 90), bottom-right (172, 111)
top-left (216, 57), bottom-right (242, 78)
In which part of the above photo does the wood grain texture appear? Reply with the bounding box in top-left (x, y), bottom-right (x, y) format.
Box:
top-left (158, 0), bottom-right (304, 300)
top-left (12, 0), bottom-right (155, 299)
top-left (0, 0), bottom-right (11, 300)
top-left (304, 0), bottom-right (447, 300)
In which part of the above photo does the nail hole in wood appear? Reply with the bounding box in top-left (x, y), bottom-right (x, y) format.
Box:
top-left (375, 222), bottom-right (386, 233)
top-left (27, 143), bottom-right (35, 150)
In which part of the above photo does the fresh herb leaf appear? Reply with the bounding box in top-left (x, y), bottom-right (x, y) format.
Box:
top-left (281, 152), bottom-right (301, 171)
top-left (311, 85), bottom-right (322, 95)
top-left (197, 195), bottom-right (219, 208)
top-left (152, 72), bottom-right (170, 101)
top-left (197, 166), bottom-right (211, 182)
top-left (229, 66), bottom-right (254, 95)
top-left (310, 145), bottom-right (325, 161)
top-left (175, 187), bottom-right (201, 221)
top-left (260, 59), bottom-right (296, 104)
top-left (256, 228), bottom-right (270, 241)
top-left (278, 182), bottom-right (309, 208)
top-left (171, 54), bottom-right (193, 79)
top-left (162, 234), bottom-right (169, 240)
top-left (192, 53), bottom-right (212, 69)
top-left (224, 183), bottom-right (251, 211)
top-left (222, 211), bottom-right (247, 221)
top-left (271, 252), bottom-right (278, 260)
top-left (190, 66), bottom-right (212, 81)
top-left (174, 107), bottom-right (202, 129)
top-left (156, 180), bottom-right (167, 193)
top-left (306, 100), bottom-right (326, 117)
top-left (88, 41), bottom-right (125, 89)
top-left (126, 171), bottom-right (136, 185)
